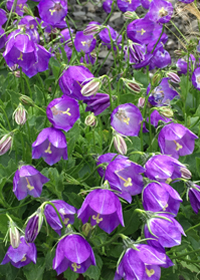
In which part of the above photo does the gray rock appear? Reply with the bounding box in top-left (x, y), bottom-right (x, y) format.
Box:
top-left (109, 12), bottom-right (122, 22)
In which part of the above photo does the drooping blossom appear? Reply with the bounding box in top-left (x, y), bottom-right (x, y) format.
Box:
top-left (84, 93), bottom-right (110, 115)
top-left (99, 25), bottom-right (122, 50)
top-left (176, 54), bottom-right (196, 75)
top-left (149, 47), bottom-right (171, 70)
top-left (147, 0), bottom-right (173, 24)
top-left (192, 67), bottom-right (200, 91)
top-left (158, 123), bottom-right (198, 159)
top-left (44, 200), bottom-right (76, 235)
top-left (145, 154), bottom-right (191, 183)
top-left (114, 243), bottom-right (168, 280)
top-left (38, 0), bottom-right (68, 26)
top-left (32, 127), bottom-right (68, 165)
top-left (59, 65), bottom-right (94, 100)
top-left (13, 164), bottom-right (49, 200)
top-left (188, 182), bottom-right (200, 214)
top-left (143, 182), bottom-right (182, 215)
top-left (1, 236), bottom-right (37, 268)
top-left (25, 212), bottom-right (43, 243)
top-left (144, 212), bottom-right (186, 248)
top-left (46, 95), bottom-right (80, 132)
top-left (117, 0), bottom-right (140, 12)
top-left (103, 0), bottom-right (112, 13)
top-left (148, 110), bottom-right (171, 127)
top-left (53, 234), bottom-right (96, 275)
top-left (77, 189), bottom-right (124, 233)
top-left (111, 103), bottom-right (143, 136)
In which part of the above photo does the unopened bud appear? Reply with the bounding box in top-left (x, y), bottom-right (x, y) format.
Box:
top-left (152, 73), bottom-right (161, 86)
top-left (9, 64), bottom-right (19, 72)
top-left (137, 97), bottom-right (145, 108)
top-left (83, 24), bottom-right (100, 36)
top-left (19, 95), bottom-right (34, 106)
top-left (181, 167), bottom-right (192, 180)
top-left (85, 113), bottom-right (97, 127)
top-left (9, 226), bottom-right (20, 248)
top-left (0, 134), bottom-right (12, 156)
top-left (174, 50), bottom-right (184, 57)
top-left (113, 134), bottom-right (127, 155)
top-left (13, 103), bottom-right (27, 125)
top-left (166, 72), bottom-right (180, 84)
top-left (51, 28), bottom-right (59, 34)
top-left (123, 78), bottom-right (141, 93)
top-left (158, 107), bottom-right (173, 118)
top-left (14, 71), bottom-right (20, 78)
top-left (124, 11), bottom-right (138, 20)
top-left (81, 79), bottom-right (100, 97)
top-left (82, 223), bottom-right (92, 237)
top-left (66, 39), bottom-right (73, 47)
top-left (25, 211), bottom-right (43, 243)
top-left (23, 5), bottom-right (30, 14)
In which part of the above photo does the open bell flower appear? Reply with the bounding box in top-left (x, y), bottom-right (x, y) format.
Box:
top-left (158, 123), bottom-right (198, 159)
top-left (13, 164), bottom-right (49, 200)
top-left (1, 236), bottom-right (37, 268)
top-left (46, 95), bottom-right (80, 132)
top-left (147, 0), bottom-right (173, 24)
top-left (32, 127), bottom-right (68, 166)
top-left (188, 182), bottom-right (200, 214)
top-left (53, 234), bottom-right (96, 275)
top-left (77, 189), bottom-right (124, 234)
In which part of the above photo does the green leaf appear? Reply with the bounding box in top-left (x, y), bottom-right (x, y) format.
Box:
top-left (83, 253), bottom-right (103, 280)
top-left (196, 157), bottom-right (200, 177)
top-left (34, 84), bottom-right (44, 105)
top-left (180, 261), bottom-right (199, 273)
top-left (63, 268), bottom-right (79, 280)
top-left (117, 207), bottom-right (141, 235)
top-left (23, 258), bottom-right (45, 280)
top-left (0, 214), bottom-right (9, 234)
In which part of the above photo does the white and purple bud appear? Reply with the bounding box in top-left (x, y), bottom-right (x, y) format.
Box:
top-left (9, 226), bottom-right (20, 249)
top-left (19, 95), bottom-right (34, 106)
top-left (25, 210), bottom-right (43, 243)
top-left (123, 11), bottom-right (139, 20)
top-left (85, 113), bottom-right (97, 127)
top-left (13, 71), bottom-right (21, 78)
top-left (13, 103), bottom-right (27, 126)
top-left (113, 133), bottom-right (127, 155)
top-left (0, 134), bottom-right (13, 156)
top-left (180, 167), bottom-right (192, 180)
top-left (81, 78), bottom-right (101, 97)
top-left (166, 72), bottom-right (180, 84)
top-left (157, 106), bottom-right (174, 118)
top-left (83, 24), bottom-right (101, 36)
top-left (122, 78), bottom-right (142, 93)
top-left (137, 97), bottom-right (145, 108)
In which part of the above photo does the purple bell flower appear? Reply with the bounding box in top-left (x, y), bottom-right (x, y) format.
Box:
top-left (117, 0), bottom-right (140, 12)
top-left (144, 213), bottom-right (186, 248)
top-left (158, 123), bottom-right (198, 159)
top-left (53, 234), bottom-right (96, 275)
top-left (0, 27), bottom-right (6, 50)
top-left (114, 244), bottom-right (167, 280)
top-left (60, 28), bottom-right (73, 44)
top-left (148, 110), bottom-right (171, 127)
top-left (59, 65), bottom-right (94, 100)
top-left (0, 9), bottom-right (7, 26)
top-left (192, 67), bottom-right (200, 91)
top-left (13, 165), bottom-right (49, 200)
top-left (77, 189), bottom-right (124, 233)
top-left (46, 95), bottom-right (80, 132)
top-left (103, 0), bottom-right (112, 13)
top-left (84, 92), bottom-right (110, 115)
top-left (25, 212), bottom-right (43, 243)
top-left (149, 47), bottom-right (171, 70)
top-left (105, 157), bottom-right (145, 203)
top-left (1, 236), bottom-right (36, 268)
top-left (145, 154), bottom-right (190, 183)
top-left (143, 182), bottom-right (182, 215)
top-left (141, 0), bottom-right (151, 9)
top-left (147, 77), bottom-right (179, 106)
top-left (38, 0), bottom-right (68, 26)
top-left (111, 103), bottom-right (143, 136)
top-left (44, 200), bottom-right (76, 235)
top-left (32, 127), bottom-right (68, 166)
top-left (188, 183), bottom-right (200, 214)
top-left (74, 31), bottom-right (96, 54)
top-left (99, 25), bottom-right (122, 50)
top-left (176, 54), bottom-right (195, 75)
top-left (147, 0), bottom-right (173, 24)
top-left (7, 0), bottom-right (27, 16)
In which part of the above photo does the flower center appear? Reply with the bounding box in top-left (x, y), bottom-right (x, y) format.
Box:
top-left (137, 28), bottom-right (146, 35)
top-left (159, 7), bottom-right (168, 17)
top-left (92, 213), bottom-right (103, 224)
top-left (162, 203), bottom-right (168, 211)
top-left (64, 217), bottom-right (69, 225)
top-left (145, 267), bottom-right (155, 277)
top-left (49, 3), bottom-right (62, 15)
top-left (165, 178), bottom-right (172, 184)
top-left (116, 171), bottom-right (133, 187)
top-left (197, 76), bottom-right (200, 84)
top-left (25, 177), bottom-right (34, 191)
top-left (71, 263), bottom-right (81, 272)
top-left (45, 142), bottom-right (52, 154)
top-left (21, 255), bottom-right (26, 262)
top-left (116, 110), bottom-right (130, 125)
top-left (51, 106), bottom-right (71, 116)
top-left (173, 140), bottom-right (183, 151)
top-left (18, 52), bottom-right (23, 61)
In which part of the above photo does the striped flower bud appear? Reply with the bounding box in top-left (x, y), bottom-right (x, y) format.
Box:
top-left (137, 97), bottom-right (145, 108)
top-left (13, 103), bottom-right (27, 126)
top-left (181, 167), bottom-right (192, 180)
top-left (83, 24), bottom-right (101, 36)
top-left (158, 106), bottom-right (173, 118)
top-left (124, 11), bottom-right (138, 20)
top-left (166, 72), bottom-right (180, 84)
top-left (113, 133), bottom-right (127, 155)
top-left (19, 95), bottom-right (34, 106)
top-left (123, 78), bottom-right (141, 93)
top-left (85, 113), bottom-right (97, 127)
top-left (81, 79), bottom-right (100, 97)
top-left (0, 134), bottom-right (12, 156)
top-left (9, 226), bottom-right (20, 248)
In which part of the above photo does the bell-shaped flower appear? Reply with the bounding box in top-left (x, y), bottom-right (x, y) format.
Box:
top-left (144, 213), bottom-right (186, 248)
top-left (46, 95), bottom-right (80, 132)
top-left (117, 0), bottom-right (140, 12)
top-left (1, 236), bottom-right (36, 268)
top-left (192, 67), bottom-right (200, 91)
top-left (38, 0), bottom-right (68, 26)
top-left (99, 25), bottom-right (122, 50)
top-left (148, 110), bottom-right (171, 127)
top-left (158, 123), bottom-right (198, 159)
top-left (105, 157), bottom-right (145, 203)
top-left (149, 47), bottom-right (171, 70)
top-left (13, 164), bottom-right (49, 200)
top-left (114, 244), bottom-right (167, 280)
top-left (111, 103), bottom-right (143, 136)
top-left (176, 54), bottom-right (195, 75)
top-left (103, 0), bottom-right (112, 13)
top-left (141, 0), bottom-right (151, 9)
top-left (25, 211), bottom-right (43, 243)
top-left (74, 31), bottom-right (96, 54)
top-left (32, 127), bottom-right (68, 166)
top-left (7, 0), bottom-right (27, 16)
top-left (59, 65), bottom-right (94, 100)
top-left (0, 9), bottom-right (7, 26)
top-left (53, 234), bottom-right (96, 275)
top-left (77, 189), bottom-right (124, 234)
top-left (145, 154), bottom-right (190, 183)
top-left (147, 0), bottom-right (173, 24)
top-left (188, 182), bottom-right (200, 214)
top-left (84, 92), bottom-right (110, 115)
top-left (0, 27), bottom-right (6, 50)
top-left (44, 200), bottom-right (76, 235)
top-left (143, 182), bottom-right (182, 215)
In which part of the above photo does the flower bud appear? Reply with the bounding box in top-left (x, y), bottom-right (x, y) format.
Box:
top-left (152, 73), bottom-right (161, 86)
top-left (137, 97), bottom-right (145, 108)
top-left (82, 223), bottom-right (92, 237)
top-left (85, 113), bottom-right (97, 127)
top-left (13, 103), bottom-right (27, 126)
top-left (9, 64), bottom-right (19, 72)
top-left (9, 226), bottom-right (20, 248)
top-left (124, 11), bottom-right (139, 20)
top-left (19, 95), bottom-right (34, 106)
top-left (113, 133), bottom-right (127, 155)
top-left (25, 211), bottom-right (43, 243)
top-left (123, 78), bottom-right (141, 93)
top-left (83, 24), bottom-right (100, 36)
top-left (166, 72), bottom-right (180, 84)
top-left (158, 107), bottom-right (174, 118)
top-left (81, 79), bottom-right (100, 97)
top-left (14, 71), bottom-right (20, 78)
top-left (181, 167), bottom-right (192, 180)
top-left (0, 134), bottom-right (12, 156)
top-left (174, 50), bottom-right (185, 57)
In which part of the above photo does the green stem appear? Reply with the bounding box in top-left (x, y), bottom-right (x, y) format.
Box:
top-left (170, 20), bottom-right (189, 44)
top-left (185, 222), bottom-right (200, 233)
top-left (0, 103), bottom-right (12, 131)
top-left (42, 202), bottom-right (65, 229)
top-left (151, 24), bottom-right (165, 54)
top-left (171, 248), bottom-right (200, 260)
top-left (5, 0), bottom-right (18, 32)
top-left (102, 1), bottom-right (115, 25)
